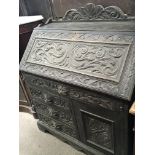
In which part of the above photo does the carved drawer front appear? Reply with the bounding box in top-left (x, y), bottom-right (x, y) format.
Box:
top-left (37, 113), bottom-right (77, 139)
top-left (33, 100), bottom-right (74, 127)
top-left (23, 73), bottom-right (69, 97)
top-left (28, 86), bottom-right (75, 128)
top-left (69, 87), bottom-right (125, 112)
top-left (29, 86), bottom-right (45, 101)
top-left (28, 84), bottom-right (70, 109)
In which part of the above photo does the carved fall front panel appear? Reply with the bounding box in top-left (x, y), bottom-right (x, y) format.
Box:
top-left (27, 38), bottom-right (129, 82)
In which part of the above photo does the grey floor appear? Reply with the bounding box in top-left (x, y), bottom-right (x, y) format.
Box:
top-left (19, 112), bottom-right (85, 155)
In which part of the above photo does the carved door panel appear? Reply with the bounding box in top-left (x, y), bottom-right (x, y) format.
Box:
top-left (73, 100), bottom-right (128, 155)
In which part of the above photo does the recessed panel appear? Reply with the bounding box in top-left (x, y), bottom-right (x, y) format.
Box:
top-left (27, 38), bottom-right (129, 83)
top-left (82, 112), bottom-right (114, 152)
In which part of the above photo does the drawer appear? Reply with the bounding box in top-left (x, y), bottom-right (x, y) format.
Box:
top-left (37, 113), bottom-right (77, 139)
top-left (28, 86), bottom-right (70, 110)
top-left (69, 87), bottom-right (125, 112)
top-left (33, 100), bottom-right (74, 127)
top-left (27, 83), bottom-right (75, 127)
top-left (24, 73), bottom-right (68, 96)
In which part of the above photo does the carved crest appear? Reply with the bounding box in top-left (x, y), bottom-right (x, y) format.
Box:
top-left (63, 3), bottom-right (127, 21)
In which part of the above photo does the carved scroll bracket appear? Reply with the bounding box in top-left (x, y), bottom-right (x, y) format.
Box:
top-left (63, 3), bottom-right (128, 21)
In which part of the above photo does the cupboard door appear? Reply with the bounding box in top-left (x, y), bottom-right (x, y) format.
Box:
top-left (73, 100), bottom-right (128, 155)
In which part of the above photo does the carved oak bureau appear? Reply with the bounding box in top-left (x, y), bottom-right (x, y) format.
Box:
top-left (20, 3), bottom-right (135, 155)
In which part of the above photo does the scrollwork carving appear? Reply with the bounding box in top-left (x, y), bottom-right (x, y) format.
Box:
top-left (69, 89), bottom-right (113, 110)
top-left (27, 39), bottom-right (129, 83)
top-left (57, 85), bottom-right (69, 96)
top-left (63, 3), bottom-right (127, 21)
top-left (33, 31), bottom-right (133, 44)
top-left (48, 107), bottom-right (74, 126)
top-left (20, 28), bottom-right (134, 100)
top-left (29, 87), bottom-right (44, 100)
top-left (25, 74), bottom-right (125, 111)
top-left (38, 114), bottom-right (77, 138)
top-left (34, 103), bottom-right (74, 127)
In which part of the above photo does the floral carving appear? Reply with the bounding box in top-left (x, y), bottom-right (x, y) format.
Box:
top-left (29, 41), bottom-right (70, 67)
top-left (38, 114), bottom-right (77, 138)
top-left (34, 31), bottom-right (134, 44)
top-left (34, 101), bottom-right (74, 127)
top-left (24, 72), bottom-right (127, 110)
top-left (63, 3), bottom-right (127, 21)
top-left (85, 116), bottom-right (113, 150)
top-left (27, 39), bottom-right (129, 83)
top-left (69, 89), bottom-right (114, 110)
top-left (20, 24), bottom-right (135, 100)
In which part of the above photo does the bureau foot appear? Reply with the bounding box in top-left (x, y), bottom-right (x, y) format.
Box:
top-left (37, 121), bottom-right (104, 155)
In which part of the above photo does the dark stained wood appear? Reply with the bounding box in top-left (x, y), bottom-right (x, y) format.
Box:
top-left (19, 3), bottom-right (135, 155)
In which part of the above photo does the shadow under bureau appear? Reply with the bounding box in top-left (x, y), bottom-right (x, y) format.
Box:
top-left (20, 3), bottom-right (135, 155)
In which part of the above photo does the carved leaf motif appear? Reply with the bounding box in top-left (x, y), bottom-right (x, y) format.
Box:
top-left (101, 6), bottom-right (127, 19)
top-left (64, 9), bottom-right (81, 20)
top-left (37, 114), bottom-right (77, 138)
top-left (25, 73), bottom-right (115, 111)
top-left (28, 39), bottom-right (129, 83)
top-left (31, 41), bottom-right (70, 67)
top-left (85, 116), bottom-right (113, 150)
top-left (63, 3), bottom-right (127, 21)
top-left (33, 31), bottom-right (133, 44)
top-left (71, 45), bottom-right (125, 77)
top-left (20, 30), bottom-right (134, 100)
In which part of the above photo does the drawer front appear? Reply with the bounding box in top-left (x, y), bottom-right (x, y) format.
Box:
top-left (29, 86), bottom-right (70, 110)
top-left (24, 73), bottom-right (125, 112)
top-left (73, 100), bottom-right (128, 155)
top-left (37, 113), bottom-right (77, 139)
top-left (27, 85), bottom-right (76, 128)
top-left (24, 73), bottom-right (68, 96)
top-left (33, 100), bottom-right (74, 127)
